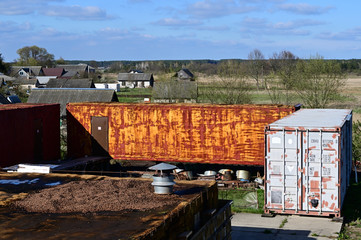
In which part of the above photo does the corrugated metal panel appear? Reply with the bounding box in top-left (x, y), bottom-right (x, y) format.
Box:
top-left (0, 103), bottom-right (60, 168)
top-left (117, 73), bottom-right (153, 81)
top-left (28, 89), bottom-right (118, 117)
top-left (46, 78), bottom-right (94, 88)
top-left (153, 81), bottom-right (198, 99)
top-left (264, 109), bottom-right (352, 217)
top-left (67, 103), bottom-right (296, 165)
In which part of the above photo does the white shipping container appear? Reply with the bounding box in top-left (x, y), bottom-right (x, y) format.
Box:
top-left (264, 109), bottom-right (352, 217)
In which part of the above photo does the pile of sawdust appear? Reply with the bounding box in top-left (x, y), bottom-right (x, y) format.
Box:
top-left (13, 179), bottom-right (182, 214)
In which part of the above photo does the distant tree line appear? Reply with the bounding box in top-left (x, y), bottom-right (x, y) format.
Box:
top-left (0, 46), bottom-right (350, 108)
top-left (104, 57), bottom-right (361, 76)
top-left (2, 45), bottom-right (361, 77)
top-left (198, 50), bottom-right (346, 108)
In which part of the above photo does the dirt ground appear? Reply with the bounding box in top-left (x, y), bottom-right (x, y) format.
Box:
top-left (13, 179), bottom-right (187, 214)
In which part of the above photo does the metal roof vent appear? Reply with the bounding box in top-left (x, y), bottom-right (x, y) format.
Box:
top-left (149, 163), bottom-right (177, 194)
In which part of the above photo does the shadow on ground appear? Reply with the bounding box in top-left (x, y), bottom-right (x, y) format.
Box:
top-left (232, 226), bottom-right (316, 240)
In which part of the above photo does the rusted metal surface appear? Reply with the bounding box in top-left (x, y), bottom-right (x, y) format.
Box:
top-left (67, 103), bottom-right (296, 165)
top-left (264, 109), bottom-right (352, 217)
top-left (0, 103), bottom-right (60, 168)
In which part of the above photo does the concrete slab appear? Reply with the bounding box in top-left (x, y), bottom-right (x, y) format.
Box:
top-left (231, 213), bottom-right (342, 240)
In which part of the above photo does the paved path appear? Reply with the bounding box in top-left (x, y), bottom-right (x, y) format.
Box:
top-left (231, 213), bottom-right (342, 240)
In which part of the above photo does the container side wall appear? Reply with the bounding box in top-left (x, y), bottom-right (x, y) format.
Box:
top-left (67, 109), bottom-right (92, 159)
top-left (67, 103), bottom-right (295, 165)
top-left (0, 104), bottom-right (60, 167)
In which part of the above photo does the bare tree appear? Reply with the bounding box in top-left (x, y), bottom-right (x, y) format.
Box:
top-left (247, 49), bottom-right (265, 91)
top-left (266, 50), bottom-right (299, 104)
top-left (294, 55), bottom-right (346, 108)
top-left (264, 72), bottom-right (283, 104)
top-left (202, 60), bottom-right (252, 104)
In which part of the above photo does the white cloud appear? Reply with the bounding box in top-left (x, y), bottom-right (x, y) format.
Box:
top-left (186, 0), bottom-right (257, 19)
top-left (0, 0), bottom-right (63, 15)
top-left (277, 3), bottom-right (333, 15)
top-left (0, 21), bottom-right (32, 33)
top-left (40, 5), bottom-right (114, 20)
top-left (241, 17), bottom-right (322, 36)
top-left (153, 18), bottom-right (202, 27)
top-left (196, 25), bottom-right (230, 31)
top-left (127, 0), bottom-right (151, 3)
top-left (319, 27), bottom-right (361, 41)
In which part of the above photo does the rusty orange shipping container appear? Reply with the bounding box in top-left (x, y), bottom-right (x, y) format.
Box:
top-left (67, 103), bottom-right (298, 165)
top-left (0, 103), bottom-right (60, 168)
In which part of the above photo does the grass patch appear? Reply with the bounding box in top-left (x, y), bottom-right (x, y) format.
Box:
top-left (340, 178), bottom-right (361, 222)
top-left (117, 87), bottom-right (153, 95)
top-left (249, 92), bottom-right (272, 103)
top-left (117, 97), bottom-right (144, 103)
top-left (218, 188), bottom-right (264, 214)
top-left (353, 108), bottom-right (361, 114)
top-left (116, 88), bottom-right (152, 103)
top-left (338, 172), bottom-right (361, 239)
top-left (279, 218), bottom-right (288, 228)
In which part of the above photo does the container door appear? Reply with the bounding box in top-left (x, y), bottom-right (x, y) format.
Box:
top-left (91, 116), bottom-right (109, 156)
top-left (302, 131), bottom-right (339, 214)
top-left (266, 130), bottom-right (301, 211)
top-left (34, 118), bottom-right (43, 161)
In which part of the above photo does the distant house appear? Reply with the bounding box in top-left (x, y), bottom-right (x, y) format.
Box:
top-left (57, 64), bottom-right (95, 77)
top-left (152, 68), bottom-right (197, 103)
top-left (117, 73), bottom-right (154, 88)
top-left (60, 70), bottom-right (80, 79)
top-left (27, 88), bottom-right (119, 117)
top-left (42, 67), bottom-right (66, 78)
top-left (12, 78), bottom-right (39, 91)
top-left (174, 69), bottom-right (194, 81)
top-left (46, 78), bottom-right (95, 88)
top-left (153, 81), bottom-right (198, 103)
top-left (0, 74), bottom-right (16, 82)
top-left (10, 66), bottom-right (43, 79)
top-left (94, 83), bottom-right (121, 92)
top-left (129, 70), bottom-right (143, 73)
top-left (38, 68), bottom-right (70, 86)
top-left (36, 76), bottom-right (56, 87)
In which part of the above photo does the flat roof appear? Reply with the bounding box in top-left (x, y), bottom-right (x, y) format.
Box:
top-left (268, 109), bottom-right (352, 129)
top-left (0, 103), bottom-right (59, 111)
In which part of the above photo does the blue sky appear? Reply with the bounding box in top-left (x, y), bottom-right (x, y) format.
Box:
top-left (0, 0), bottom-right (360, 61)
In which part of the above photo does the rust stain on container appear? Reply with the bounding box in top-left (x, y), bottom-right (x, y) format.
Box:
top-left (264, 109), bottom-right (352, 217)
top-left (67, 103), bottom-right (296, 165)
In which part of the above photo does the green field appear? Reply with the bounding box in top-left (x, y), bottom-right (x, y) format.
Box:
top-left (218, 188), bottom-right (264, 214)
